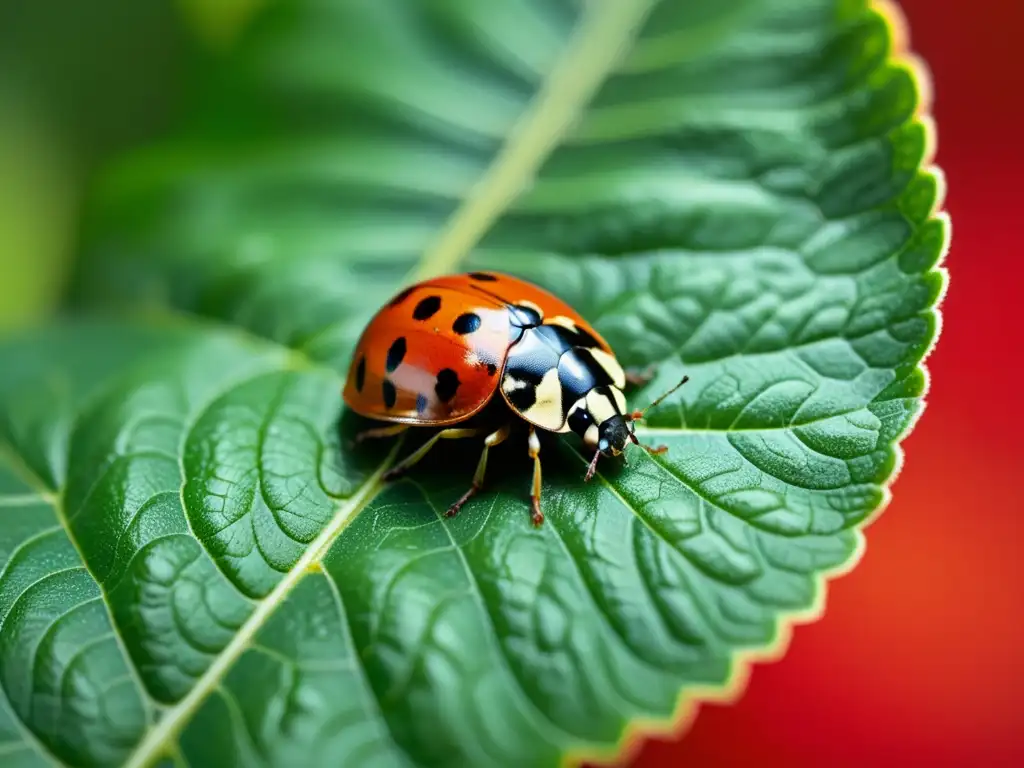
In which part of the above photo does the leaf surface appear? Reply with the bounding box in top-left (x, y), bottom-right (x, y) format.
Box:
top-left (1, 1), bottom-right (946, 766)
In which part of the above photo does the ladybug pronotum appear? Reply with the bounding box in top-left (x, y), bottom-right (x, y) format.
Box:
top-left (343, 271), bottom-right (688, 525)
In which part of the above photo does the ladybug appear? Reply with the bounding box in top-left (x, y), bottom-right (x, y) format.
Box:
top-left (343, 271), bottom-right (688, 525)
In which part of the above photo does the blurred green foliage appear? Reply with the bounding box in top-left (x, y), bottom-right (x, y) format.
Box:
top-left (0, 0), bottom-right (263, 329)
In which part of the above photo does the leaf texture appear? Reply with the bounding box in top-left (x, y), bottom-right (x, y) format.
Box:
top-left (1, 1), bottom-right (947, 766)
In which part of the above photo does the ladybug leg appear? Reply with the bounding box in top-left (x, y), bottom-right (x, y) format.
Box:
top-left (353, 423), bottom-right (409, 444)
top-left (446, 424), bottom-right (511, 518)
top-left (527, 427), bottom-right (544, 526)
top-left (382, 427), bottom-right (483, 482)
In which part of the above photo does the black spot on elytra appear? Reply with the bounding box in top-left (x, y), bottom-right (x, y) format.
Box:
top-left (486, 363), bottom-right (498, 376)
top-left (413, 295), bottom-right (442, 321)
top-left (388, 285), bottom-right (416, 307)
top-left (468, 272), bottom-right (498, 282)
top-left (385, 337), bottom-right (406, 372)
top-left (354, 356), bottom-right (366, 392)
top-left (452, 312), bottom-right (481, 335)
top-left (435, 368), bottom-right (461, 402)
top-left (415, 393), bottom-right (428, 414)
top-left (382, 380), bottom-right (397, 409)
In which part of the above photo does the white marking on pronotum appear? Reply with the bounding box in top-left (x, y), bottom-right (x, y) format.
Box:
top-left (516, 299), bottom-right (544, 319)
top-left (610, 386), bottom-right (627, 414)
top-left (546, 315), bottom-right (579, 333)
top-left (586, 390), bottom-right (618, 424)
top-left (589, 347), bottom-right (626, 389)
top-left (502, 375), bottom-right (528, 393)
top-left (523, 368), bottom-right (564, 430)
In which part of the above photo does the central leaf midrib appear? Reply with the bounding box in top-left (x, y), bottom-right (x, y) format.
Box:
top-left (410, 0), bottom-right (657, 282)
top-left (122, 454), bottom-right (397, 768)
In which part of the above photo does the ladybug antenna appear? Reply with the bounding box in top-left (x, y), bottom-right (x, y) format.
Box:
top-left (625, 374), bottom-right (690, 423)
top-left (623, 374), bottom-right (688, 459)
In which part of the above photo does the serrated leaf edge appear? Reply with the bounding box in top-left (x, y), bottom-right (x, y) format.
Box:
top-left (561, 3), bottom-right (951, 765)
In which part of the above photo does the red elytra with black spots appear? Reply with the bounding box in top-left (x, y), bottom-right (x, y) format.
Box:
top-left (343, 271), bottom-right (614, 426)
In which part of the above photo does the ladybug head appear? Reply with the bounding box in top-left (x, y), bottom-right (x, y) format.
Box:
top-left (579, 403), bottom-right (644, 482)
top-left (568, 387), bottom-right (632, 458)
top-left (596, 414), bottom-right (632, 457)
top-left (581, 375), bottom-right (691, 482)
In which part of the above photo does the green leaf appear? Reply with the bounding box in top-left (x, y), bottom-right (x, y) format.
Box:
top-left (2, 1), bottom-right (947, 766)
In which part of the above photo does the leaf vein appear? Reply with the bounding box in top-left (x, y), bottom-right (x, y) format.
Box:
top-left (321, 570), bottom-right (418, 768)
top-left (0, 525), bottom-right (64, 587)
top-left (411, 480), bottom-right (601, 751)
top-left (121, 457), bottom-right (392, 768)
top-left (0, 692), bottom-right (60, 767)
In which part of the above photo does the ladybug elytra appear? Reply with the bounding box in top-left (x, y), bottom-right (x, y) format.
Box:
top-left (343, 271), bottom-right (688, 525)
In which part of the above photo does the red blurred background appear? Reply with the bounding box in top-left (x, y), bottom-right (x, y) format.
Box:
top-left (634, 1), bottom-right (1024, 765)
